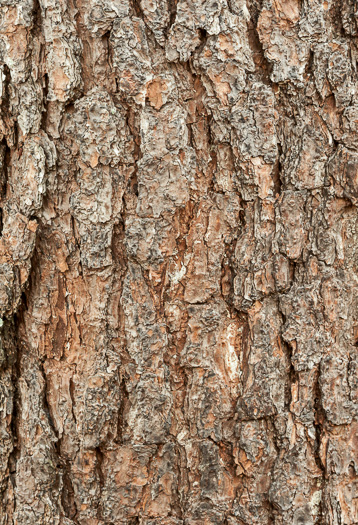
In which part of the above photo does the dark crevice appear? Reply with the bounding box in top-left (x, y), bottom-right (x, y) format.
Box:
top-left (272, 142), bottom-right (283, 198)
top-left (168, 0), bottom-right (178, 30)
top-left (245, 0), bottom-right (264, 25)
top-left (0, 139), bottom-right (10, 201)
top-left (69, 376), bottom-right (77, 427)
top-left (116, 371), bottom-right (129, 445)
top-left (305, 47), bottom-right (315, 78)
top-left (131, 0), bottom-right (144, 19)
top-left (220, 244), bottom-right (235, 307)
top-left (195, 27), bottom-right (208, 56)
top-left (61, 464), bottom-right (78, 522)
top-left (313, 366), bottom-right (325, 473)
top-left (20, 291), bottom-right (28, 312)
top-left (73, 309), bottom-right (83, 348)
top-left (70, 215), bottom-right (84, 277)
top-left (1, 65), bottom-right (17, 147)
top-left (277, 300), bottom-right (299, 413)
top-left (29, 214), bottom-right (38, 224)
top-left (198, 27), bottom-right (207, 42)
top-left (1, 65), bottom-right (11, 115)
top-left (285, 340), bottom-right (299, 411)
top-left (95, 446), bottom-right (105, 519)
top-left (32, 0), bottom-right (43, 33)
top-left (95, 447), bottom-right (105, 487)
top-left (246, 3), bottom-right (273, 85)
top-left (41, 362), bottom-right (59, 440)
top-left (313, 365), bottom-right (326, 523)
top-left (129, 172), bottom-right (139, 197)
top-left (41, 73), bottom-right (49, 130)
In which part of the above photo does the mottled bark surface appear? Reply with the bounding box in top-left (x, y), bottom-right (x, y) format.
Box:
top-left (0, 0), bottom-right (357, 523)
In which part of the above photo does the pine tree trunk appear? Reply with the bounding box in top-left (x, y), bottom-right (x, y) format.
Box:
top-left (0, 0), bottom-right (357, 523)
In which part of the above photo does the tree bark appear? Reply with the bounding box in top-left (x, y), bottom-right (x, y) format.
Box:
top-left (0, 0), bottom-right (357, 523)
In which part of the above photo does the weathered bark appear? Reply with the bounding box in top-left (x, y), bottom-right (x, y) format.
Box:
top-left (0, 0), bottom-right (357, 523)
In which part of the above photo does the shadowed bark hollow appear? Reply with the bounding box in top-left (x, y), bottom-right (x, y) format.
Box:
top-left (0, 0), bottom-right (357, 523)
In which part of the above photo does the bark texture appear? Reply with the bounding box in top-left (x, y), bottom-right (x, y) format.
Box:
top-left (0, 0), bottom-right (357, 523)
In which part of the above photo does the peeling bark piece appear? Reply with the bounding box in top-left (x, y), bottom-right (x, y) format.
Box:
top-left (276, 190), bottom-right (308, 261)
top-left (236, 298), bottom-right (288, 420)
top-left (39, 0), bottom-right (82, 103)
top-left (84, 0), bottom-right (130, 36)
top-left (231, 82), bottom-right (277, 200)
top-left (111, 16), bottom-right (152, 105)
top-left (193, 9), bottom-right (254, 107)
top-left (140, 0), bottom-right (170, 46)
top-left (329, 145), bottom-right (358, 205)
top-left (257, 0), bottom-right (310, 84)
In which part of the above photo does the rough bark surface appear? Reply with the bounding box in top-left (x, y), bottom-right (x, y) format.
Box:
top-left (0, 0), bottom-right (357, 523)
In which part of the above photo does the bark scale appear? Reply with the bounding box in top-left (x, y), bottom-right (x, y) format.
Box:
top-left (0, 0), bottom-right (357, 523)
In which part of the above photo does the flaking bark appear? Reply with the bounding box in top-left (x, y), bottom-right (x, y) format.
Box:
top-left (0, 0), bottom-right (357, 523)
